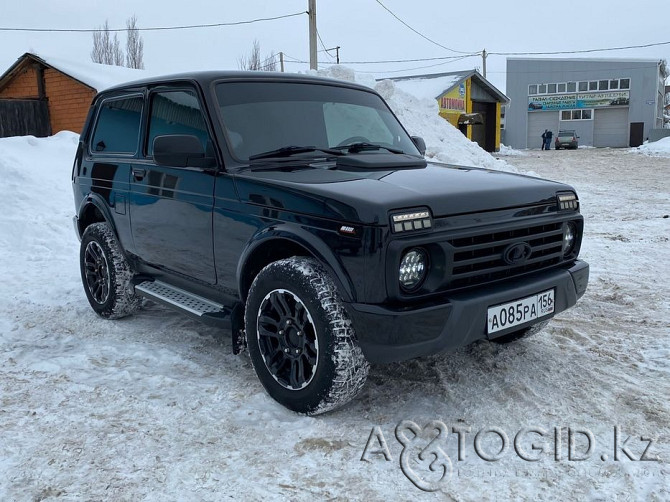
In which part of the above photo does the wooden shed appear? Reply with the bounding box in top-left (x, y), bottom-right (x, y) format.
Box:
top-left (0, 52), bottom-right (143, 138)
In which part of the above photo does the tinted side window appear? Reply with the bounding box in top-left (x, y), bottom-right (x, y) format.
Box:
top-left (147, 90), bottom-right (209, 156)
top-left (91, 96), bottom-right (143, 154)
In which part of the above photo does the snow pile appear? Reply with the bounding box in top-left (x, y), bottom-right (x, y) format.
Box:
top-left (388, 74), bottom-right (463, 102)
top-left (633, 136), bottom-right (670, 157)
top-left (316, 66), bottom-right (518, 173)
top-left (497, 144), bottom-right (528, 156)
top-left (0, 132), bottom-right (81, 305)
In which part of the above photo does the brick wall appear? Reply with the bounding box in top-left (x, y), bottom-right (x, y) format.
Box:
top-left (43, 69), bottom-right (95, 134)
top-left (0, 66), bottom-right (39, 99)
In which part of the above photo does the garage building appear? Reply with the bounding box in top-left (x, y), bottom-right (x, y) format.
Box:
top-left (383, 70), bottom-right (509, 152)
top-left (0, 52), bottom-right (142, 138)
top-left (504, 58), bottom-right (665, 149)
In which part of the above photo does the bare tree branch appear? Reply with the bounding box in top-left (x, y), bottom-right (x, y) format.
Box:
top-left (238, 39), bottom-right (277, 71)
top-left (125, 15), bottom-right (145, 69)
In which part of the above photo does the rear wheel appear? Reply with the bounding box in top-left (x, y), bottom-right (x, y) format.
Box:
top-left (80, 222), bottom-right (141, 319)
top-left (245, 257), bottom-right (369, 415)
top-left (490, 320), bottom-right (550, 344)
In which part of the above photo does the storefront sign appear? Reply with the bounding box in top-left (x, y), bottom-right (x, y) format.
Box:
top-left (528, 91), bottom-right (630, 111)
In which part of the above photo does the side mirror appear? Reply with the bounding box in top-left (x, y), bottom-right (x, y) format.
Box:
top-left (411, 136), bottom-right (426, 156)
top-left (153, 134), bottom-right (211, 167)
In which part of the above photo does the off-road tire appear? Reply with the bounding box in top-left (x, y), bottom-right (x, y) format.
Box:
top-left (80, 222), bottom-right (141, 319)
top-left (245, 257), bottom-right (369, 415)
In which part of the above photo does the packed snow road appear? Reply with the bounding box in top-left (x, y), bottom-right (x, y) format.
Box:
top-left (0, 137), bottom-right (668, 501)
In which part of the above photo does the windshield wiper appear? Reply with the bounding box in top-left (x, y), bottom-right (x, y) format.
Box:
top-left (248, 145), bottom-right (343, 161)
top-left (332, 142), bottom-right (405, 154)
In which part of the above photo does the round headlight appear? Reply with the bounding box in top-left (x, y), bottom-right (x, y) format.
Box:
top-left (563, 222), bottom-right (577, 256)
top-left (399, 248), bottom-right (428, 290)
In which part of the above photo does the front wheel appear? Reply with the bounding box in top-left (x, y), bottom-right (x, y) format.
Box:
top-left (80, 222), bottom-right (141, 319)
top-left (245, 257), bottom-right (369, 415)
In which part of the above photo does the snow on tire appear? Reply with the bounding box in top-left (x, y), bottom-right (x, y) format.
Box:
top-left (79, 222), bottom-right (142, 319)
top-left (245, 257), bottom-right (369, 415)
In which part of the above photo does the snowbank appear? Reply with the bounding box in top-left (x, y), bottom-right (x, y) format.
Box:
top-left (496, 144), bottom-right (528, 157)
top-left (0, 132), bottom-right (81, 305)
top-left (316, 66), bottom-right (518, 173)
top-left (633, 136), bottom-right (670, 157)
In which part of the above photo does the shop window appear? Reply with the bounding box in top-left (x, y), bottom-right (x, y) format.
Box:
top-left (599, 80), bottom-right (609, 90)
top-left (567, 82), bottom-right (577, 93)
top-left (538, 84), bottom-right (547, 94)
top-left (548, 83), bottom-right (557, 94)
top-left (529, 84), bottom-right (538, 95)
top-left (620, 78), bottom-right (630, 89)
top-left (578, 81), bottom-right (588, 92)
top-left (558, 83), bottom-right (567, 93)
top-left (609, 80), bottom-right (619, 90)
top-left (588, 81), bottom-right (598, 91)
top-left (561, 109), bottom-right (593, 121)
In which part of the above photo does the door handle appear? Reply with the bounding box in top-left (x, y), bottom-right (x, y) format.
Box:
top-left (132, 167), bottom-right (146, 180)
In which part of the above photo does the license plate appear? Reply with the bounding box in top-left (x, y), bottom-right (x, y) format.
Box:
top-left (487, 289), bottom-right (554, 334)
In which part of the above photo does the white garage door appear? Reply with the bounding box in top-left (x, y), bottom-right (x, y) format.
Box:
top-left (594, 108), bottom-right (629, 147)
top-left (527, 112), bottom-right (560, 149)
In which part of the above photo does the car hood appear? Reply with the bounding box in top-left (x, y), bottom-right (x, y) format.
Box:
top-left (233, 161), bottom-right (570, 225)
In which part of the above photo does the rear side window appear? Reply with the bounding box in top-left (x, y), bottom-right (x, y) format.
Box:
top-left (91, 95), bottom-right (143, 154)
top-left (146, 90), bottom-right (210, 157)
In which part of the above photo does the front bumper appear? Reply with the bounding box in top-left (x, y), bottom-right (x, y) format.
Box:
top-left (348, 260), bottom-right (589, 363)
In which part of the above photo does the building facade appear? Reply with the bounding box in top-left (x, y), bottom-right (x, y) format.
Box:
top-left (386, 70), bottom-right (509, 152)
top-left (0, 53), bottom-right (96, 137)
top-left (505, 58), bottom-right (665, 149)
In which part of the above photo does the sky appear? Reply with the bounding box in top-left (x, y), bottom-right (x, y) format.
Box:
top-left (1, 0), bottom-right (668, 93)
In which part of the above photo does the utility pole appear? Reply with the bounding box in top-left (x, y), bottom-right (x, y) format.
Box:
top-left (482, 49), bottom-right (487, 79)
top-left (279, 52), bottom-right (285, 72)
top-left (336, 46), bottom-right (340, 64)
top-left (308, 0), bottom-right (318, 70)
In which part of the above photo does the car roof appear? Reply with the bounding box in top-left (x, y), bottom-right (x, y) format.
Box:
top-left (100, 70), bottom-right (373, 95)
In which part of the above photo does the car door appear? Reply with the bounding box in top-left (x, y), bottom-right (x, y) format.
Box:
top-left (128, 87), bottom-right (216, 283)
top-left (86, 93), bottom-right (144, 253)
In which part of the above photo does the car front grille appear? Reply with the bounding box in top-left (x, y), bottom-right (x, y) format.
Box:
top-left (446, 222), bottom-right (565, 290)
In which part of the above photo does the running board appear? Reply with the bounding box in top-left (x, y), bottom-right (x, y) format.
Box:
top-left (135, 280), bottom-right (231, 325)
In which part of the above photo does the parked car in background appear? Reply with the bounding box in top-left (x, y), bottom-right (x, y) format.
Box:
top-left (555, 130), bottom-right (579, 150)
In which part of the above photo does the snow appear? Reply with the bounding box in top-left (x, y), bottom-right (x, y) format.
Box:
top-left (385, 73), bottom-right (465, 101)
top-left (34, 52), bottom-right (147, 91)
top-left (1, 77), bottom-right (669, 500)
top-left (633, 136), bottom-right (670, 157)
top-left (497, 144), bottom-right (528, 157)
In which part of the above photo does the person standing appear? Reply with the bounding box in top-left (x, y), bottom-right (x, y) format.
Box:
top-left (541, 130), bottom-right (547, 150)
top-left (545, 130), bottom-right (553, 151)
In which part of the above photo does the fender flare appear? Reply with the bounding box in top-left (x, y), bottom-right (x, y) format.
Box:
top-left (237, 223), bottom-right (356, 303)
top-left (76, 193), bottom-right (118, 239)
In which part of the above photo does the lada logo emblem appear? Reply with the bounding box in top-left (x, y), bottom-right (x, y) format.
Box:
top-left (503, 242), bottom-right (532, 265)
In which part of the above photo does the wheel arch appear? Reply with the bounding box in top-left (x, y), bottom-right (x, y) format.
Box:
top-left (76, 194), bottom-right (117, 239)
top-left (237, 226), bottom-right (356, 304)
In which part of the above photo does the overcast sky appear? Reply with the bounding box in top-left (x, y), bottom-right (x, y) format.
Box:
top-left (1, 0), bottom-right (667, 92)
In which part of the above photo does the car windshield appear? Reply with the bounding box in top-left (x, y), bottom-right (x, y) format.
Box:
top-left (214, 81), bottom-right (420, 162)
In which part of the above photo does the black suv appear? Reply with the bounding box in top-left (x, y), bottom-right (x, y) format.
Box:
top-left (72, 72), bottom-right (588, 414)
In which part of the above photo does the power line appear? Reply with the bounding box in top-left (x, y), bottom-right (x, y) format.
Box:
top-left (350, 54), bottom-right (478, 74)
top-left (316, 29), bottom-right (335, 61)
top-left (490, 40), bottom-right (670, 56)
top-left (0, 11), bottom-right (306, 33)
top-left (373, 0), bottom-right (474, 55)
